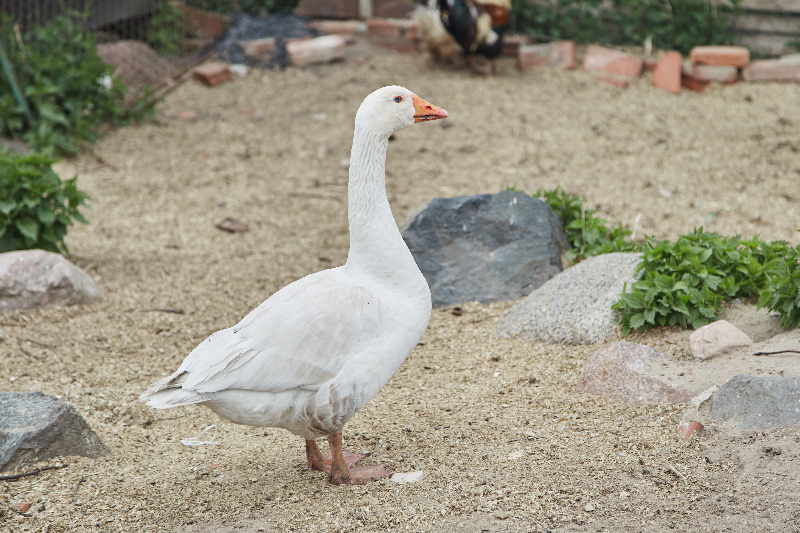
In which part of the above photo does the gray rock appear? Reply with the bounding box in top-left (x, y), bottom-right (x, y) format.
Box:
top-left (711, 374), bottom-right (800, 430)
top-left (0, 392), bottom-right (108, 471)
top-left (574, 341), bottom-right (692, 406)
top-left (0, 249), bottom-right (101, 312)
top-left (497, 253), bottom-right (642, 344)
top-left (401, 190), bottom-right (569, 307)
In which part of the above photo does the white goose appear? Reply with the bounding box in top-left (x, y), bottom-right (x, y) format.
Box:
top-left (140, 86), bottom-right (448, 485)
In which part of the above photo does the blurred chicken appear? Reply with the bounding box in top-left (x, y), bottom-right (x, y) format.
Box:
top-left (415, 0), bottom-right (511, 76)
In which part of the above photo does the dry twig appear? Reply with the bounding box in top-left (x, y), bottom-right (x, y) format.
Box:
top-left (0, 463), bottom-right (67, 481)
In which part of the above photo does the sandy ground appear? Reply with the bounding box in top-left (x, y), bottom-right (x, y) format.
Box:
top-left (2, 41), bottom-right (800, 532)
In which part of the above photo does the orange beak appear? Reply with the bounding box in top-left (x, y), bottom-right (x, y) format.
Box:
top-left (411, 94), bottom-right (448, 123)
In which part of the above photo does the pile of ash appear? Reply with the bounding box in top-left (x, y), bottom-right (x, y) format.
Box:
top-left (213, 13), bottom-right (321, 68)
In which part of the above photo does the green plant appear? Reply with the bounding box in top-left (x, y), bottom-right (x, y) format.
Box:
top-left (612, 229), bottom-right (778, 333)
top-left (147, 1), bottom-right (185, 56)
top-left (532, 186), bottom-right (639, 262)
top-left (0, 149), bottom-right (89, 254)
top-left (0, 9), bottom-right (156, 155)
top-left (758, 240), bottom-right (800, 330)
top-left (510, 0), bottom-right (742, 55)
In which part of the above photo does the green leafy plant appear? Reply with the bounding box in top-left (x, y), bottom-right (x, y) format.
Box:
top-left (758, 240), bottom-right (800, 330)
top-left (0, 9), bottom-right (156, 156)
top-left (0, 149), bottom-right (89, 254)
top-left (532, 186), bottom-right (639, 262)
top-left (612, 229), bottom-right (779, 333)
top-left (510, 0), bottom-right (742, 55)
top-left (147, 1), bottom-right (185, 55)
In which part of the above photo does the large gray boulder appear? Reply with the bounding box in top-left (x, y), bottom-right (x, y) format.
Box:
top-left (0, 392), bottom-right (108, 471)
top-left (401, 190), bottom-right (569, 307)
top-left (711, 375), bottom-right (800, 430)
top-left (0, 249), bottom-right (100, 312)
top-left (497, 252), bottom-right (642, 344)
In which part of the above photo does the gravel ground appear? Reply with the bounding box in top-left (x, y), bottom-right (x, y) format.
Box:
top-left (1, 40), bottom-right (799, 532)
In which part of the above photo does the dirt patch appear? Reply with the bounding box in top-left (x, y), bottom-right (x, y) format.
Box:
top-left (1, 41), bottom-right (799, 532)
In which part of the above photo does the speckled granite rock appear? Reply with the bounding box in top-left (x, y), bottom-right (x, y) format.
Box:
top-left (575, 341), bottom-right (692, 406)
top-left (497, 253), bottom-right (642, 344)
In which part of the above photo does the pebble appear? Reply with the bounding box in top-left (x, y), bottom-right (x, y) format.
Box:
top-left (389, 471), bottom-right (424, 484)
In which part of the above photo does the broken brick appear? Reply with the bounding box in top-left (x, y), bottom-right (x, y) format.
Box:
top-left (192, 62), bottom-right (232, 87)
top-left (652, 51), bottom-right (681, 94)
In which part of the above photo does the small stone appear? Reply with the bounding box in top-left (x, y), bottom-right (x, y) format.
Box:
top-left (494, 511), bottom-right (510, 519)
top-left (215, 217), bottom-right (249, 233)
top-left (229, 64), bottom-right (249, 77)
top-left (0, 250), bottom-right (101, 312)
top-left (620, 491), bottom-right (630, 498)
top-left (677, 420), bottom-right (704, 442)
top-left (390, 471), bottom-right (424, 484)
top-left (689, 320), bottom-right (752, 360)
top-left (584, 503), bottom-right (596, 512)
top-left (177, 109), bottom-right (198, 120)
top-left (13, 501), bottom-right (31, 513)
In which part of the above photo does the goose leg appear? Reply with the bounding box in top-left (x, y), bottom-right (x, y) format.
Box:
top-left (305, 439), bottom-right (327, 471)
top-left (327, 432), bottom-right (392, 485)
top-left (305, 437), bottom-right (368, 472)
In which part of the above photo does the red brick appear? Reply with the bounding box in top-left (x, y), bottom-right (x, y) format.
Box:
top-left (286, 35), bottom-right (347, 67)
top-left (518, 40), bottom-right (575, 71)
top-left (690, 45), bottom-right (749, 68)
top-left (690, 63), bottom-right (739, 84)
top-left (239, 37), bottom-right (276, 63)
top-left (192, 62), bottom-right (232, 87)
top-left (367, 19), bottom-right (404, 38)
top-left (583, 45), bottom-right (643, 78)
top-left (171, 1), bottom-right (228, 38)
top-left (652, 51), bottom-right (681, 94)
top-left (742, 54), bottom-right (800, 82)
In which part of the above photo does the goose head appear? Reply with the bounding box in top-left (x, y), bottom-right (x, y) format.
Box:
top-left (355, 85), bottom-right (448, 138)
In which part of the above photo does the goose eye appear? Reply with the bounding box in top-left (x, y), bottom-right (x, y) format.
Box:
top-left (393, 96), bottom-right (403, 103)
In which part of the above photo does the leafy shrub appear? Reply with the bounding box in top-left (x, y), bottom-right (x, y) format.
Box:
top-left (533, 186), bottom-right (639, 262)
top-left (510, 0), bottom-right (742, 55)
top-left (612, 229), bottom-right (780, 333)
top-left (147, 1), bottom-right (185, 55)
top-left (0, 149), bottom-right (89, 254)
top-left (0, 10), bottom-right (155, 155)
top-left (758, 241), bottom-right (800, 330)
